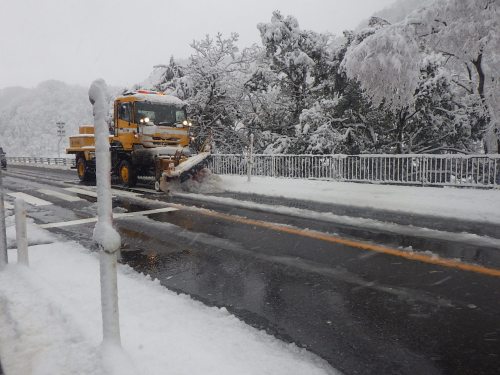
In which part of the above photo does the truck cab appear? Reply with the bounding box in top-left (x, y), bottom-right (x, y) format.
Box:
top-left (112, 90), bottom-right (192, 150)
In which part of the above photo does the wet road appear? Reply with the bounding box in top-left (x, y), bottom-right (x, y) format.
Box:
top-left (2, 165), bottom-right (500, 375)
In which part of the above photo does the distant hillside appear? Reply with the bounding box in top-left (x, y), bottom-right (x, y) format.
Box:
top-left (0, 80), bottom-right (93, 157)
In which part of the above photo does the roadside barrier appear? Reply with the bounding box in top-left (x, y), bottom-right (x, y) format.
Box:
top-left (6, 157), bottom-right (75, 168)
top-left (7, 154), bottom-right (500, 188)
top-left (210, 153), bottom-right (500, 188)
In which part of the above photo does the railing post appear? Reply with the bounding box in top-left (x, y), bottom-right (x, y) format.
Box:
top-left (247, 133), bottom-right (254, 182)
top-left (15, 198), bottom-right (29, 266)
top-left (421, 155), bottom-right (426, 186)
top-left (494, 157), bottom-right (498, 188)
top-left (340, 155), bottom-right (344, 180)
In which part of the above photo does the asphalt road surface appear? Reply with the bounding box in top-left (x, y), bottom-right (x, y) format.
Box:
top-left (2, 164), bottom-right (500, 375)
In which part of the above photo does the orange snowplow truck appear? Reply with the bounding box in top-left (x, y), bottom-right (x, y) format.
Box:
top-left (66, 90), bottom-right (210, 191)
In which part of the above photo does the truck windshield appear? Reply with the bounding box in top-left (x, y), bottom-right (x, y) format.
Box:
top-left (135, 102), bottom-right (187, 126)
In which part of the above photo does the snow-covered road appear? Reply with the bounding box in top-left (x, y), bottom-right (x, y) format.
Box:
top-left (1, 165), bottom-right (500, 375)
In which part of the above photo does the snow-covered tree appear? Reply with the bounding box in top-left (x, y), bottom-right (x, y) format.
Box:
top-left (413, 0), bottom-right (500, 152)
top-left (294, 23), bottom-right (392, 155)
top-left (247, 12), bottom-right (342, 153)
top-left (255, 12), bottom-right (334, 126)
top-left (134, 5), bottom-right (497, 156)
top-left (185, 33), bottom-right (255, 152)
top-left (386, 55), bottom-right (473, 153)
top-left (342, 0), bottom-right (500, 153)
top-left (134, 57), bottom-right (189, 99)
top-left (242, 56), bottom-right (297, 138)
top-left (256, 12), bottom-right (315, 123)
top-left (342, 20), bottom-right (422, 117)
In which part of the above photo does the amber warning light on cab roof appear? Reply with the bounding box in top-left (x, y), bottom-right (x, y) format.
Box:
top-left (134, 89), bottom-right (164, 95)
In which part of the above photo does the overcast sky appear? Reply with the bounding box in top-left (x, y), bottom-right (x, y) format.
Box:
top-left (0, 0), bottom-right (396, 89)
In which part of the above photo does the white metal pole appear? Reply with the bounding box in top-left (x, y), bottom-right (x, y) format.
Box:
top-left (0, 167), bottom-right (7, 268)
top-left (247, 133), bottom-right (254, 182)
top-left (15, 198), bottom-right (28, 266)
top-left (89, 79), bottom-right (121, 345)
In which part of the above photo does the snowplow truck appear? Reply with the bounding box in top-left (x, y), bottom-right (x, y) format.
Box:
top-left (66, 90), bottom-right (210, 191)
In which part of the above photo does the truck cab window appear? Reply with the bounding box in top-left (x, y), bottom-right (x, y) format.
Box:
top-left (118, 103), bottom-right (131, 122)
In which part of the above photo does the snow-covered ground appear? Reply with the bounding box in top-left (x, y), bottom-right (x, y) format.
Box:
top-left (0, 211), bottom-right (337, 375)
top-left (216, 176), bottom-right (500, 224)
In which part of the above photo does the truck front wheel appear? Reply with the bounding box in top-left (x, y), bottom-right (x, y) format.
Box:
top-left (76, 156), bottom-right (93, 182)
top-left (119, 160), bottom-right (137, 187)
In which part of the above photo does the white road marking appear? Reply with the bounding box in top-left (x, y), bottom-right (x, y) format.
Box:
top-left (113, 207), bottom-right (178, 218)
top-left (110, 188), bottom-right (143, 198)
top-left (63, 187), bottom-right (99, 198)
top-left (38, 189), bottom-right (83, 202)
top-left (38, 207), bottom-right (178, 228)
top-left (64, 186), bottom-right (143, 199)
top-left (7, 192), bottom-right (52, 206)
top-left (39, 217), bottom-right (99, 228)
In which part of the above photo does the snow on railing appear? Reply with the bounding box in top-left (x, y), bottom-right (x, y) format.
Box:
top-left (6, 156), bottom-right (76, 168)
top-left (209, 153), bottom-right (500, 188)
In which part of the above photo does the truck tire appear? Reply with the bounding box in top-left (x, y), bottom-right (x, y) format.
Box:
top-left (76, 156), bottom-right (93, 182)
top-left (119, 160), bottom-right (137, 187)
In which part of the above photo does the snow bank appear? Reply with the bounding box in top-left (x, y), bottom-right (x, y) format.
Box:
top-left (5, 215), bottom-right (55, 248)
top-left (218, 175), bottom-right (500, 223)
top-left (0, 228), bottom-right (337, 375)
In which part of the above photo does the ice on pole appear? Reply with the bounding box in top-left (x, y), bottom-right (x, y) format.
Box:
top-left (89, 79), bottom-right (122, 345)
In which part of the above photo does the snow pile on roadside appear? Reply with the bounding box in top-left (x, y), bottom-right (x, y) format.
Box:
top-left (218, 175), bottom-right (500, 223)
top-left (0, 225), bottom-right (337, 375)
top-left (5, 214), bottom-right (56, 248)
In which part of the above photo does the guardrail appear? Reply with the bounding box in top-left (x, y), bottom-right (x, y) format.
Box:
top-left (6, 157), bottom-right (75, 168)
top-left (209, 153), bottom-right (500, 188)
top-left (7, 154), bottom-right (500, 188)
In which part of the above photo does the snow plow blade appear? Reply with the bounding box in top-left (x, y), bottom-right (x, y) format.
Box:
top-left (163, 152), bottom-right (211, 178)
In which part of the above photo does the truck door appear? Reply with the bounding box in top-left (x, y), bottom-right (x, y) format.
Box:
top-left (116, 101), bottom-right (136, 149)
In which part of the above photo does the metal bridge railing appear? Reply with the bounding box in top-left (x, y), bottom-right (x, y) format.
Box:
top-left (6, 154), bottom-right (500, 188)
top-left (209, 153), bottom-right (500, 188)
top-left (6, 157), bottom-right (76, 168)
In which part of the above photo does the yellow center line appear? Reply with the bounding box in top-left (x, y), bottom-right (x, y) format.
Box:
top-left (166, 202), bottom-right (500, 278)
